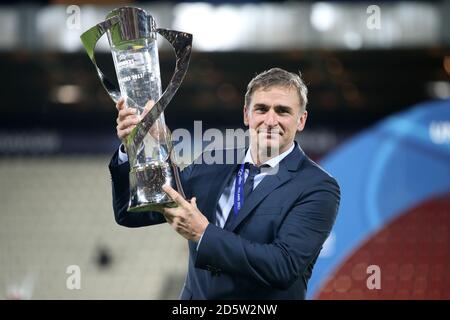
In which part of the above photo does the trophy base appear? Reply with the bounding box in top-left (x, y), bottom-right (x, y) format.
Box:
top-left (127, 200), bottom-right (177, 213)
top-left (128, 160), bottom-right (179, 214)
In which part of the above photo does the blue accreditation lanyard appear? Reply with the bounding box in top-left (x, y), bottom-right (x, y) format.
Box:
top-left (233, 162), bottom-right (246, 217)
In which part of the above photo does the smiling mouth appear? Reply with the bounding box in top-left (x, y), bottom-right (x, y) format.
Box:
top-left (258, 130), bottom-right (281, 137)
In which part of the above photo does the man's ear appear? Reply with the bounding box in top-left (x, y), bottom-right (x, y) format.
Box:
top-left (297, 110), bottom-right (308, 132)
top-left (243, 105), bottom-right (249, 126)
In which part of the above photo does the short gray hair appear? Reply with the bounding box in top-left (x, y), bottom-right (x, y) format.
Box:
top-left (244, 67), bottom-right (308, 113)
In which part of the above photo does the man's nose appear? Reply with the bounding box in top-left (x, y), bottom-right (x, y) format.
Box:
top-left (264, 109), bottom-right (278, 127)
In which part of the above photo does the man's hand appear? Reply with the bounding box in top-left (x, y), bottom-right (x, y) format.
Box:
top-left (162, 185), bottom-right (209, 242)
top-left (115, 98), bottom-right (154, 148)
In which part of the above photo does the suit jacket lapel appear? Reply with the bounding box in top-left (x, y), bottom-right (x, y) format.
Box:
top-left (226, 144), bottom-right (305, 232)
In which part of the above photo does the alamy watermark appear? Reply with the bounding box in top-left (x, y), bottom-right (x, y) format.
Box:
top-left (66, 5), bottom-right (81, 30)
top-left (66, 265), bottom-right (81, 290)
top-left (366, 264), bottom-right (381, 290)
top-left (366, 5), bottom-right (381, 30)
top-left (165, 121), bottom-right (282, 173)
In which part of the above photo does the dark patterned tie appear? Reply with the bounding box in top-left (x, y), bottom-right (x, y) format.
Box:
top-left (243, 163), bottom-right (261, 201)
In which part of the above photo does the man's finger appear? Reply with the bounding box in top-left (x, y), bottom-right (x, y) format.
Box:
top-left (162, 206), bottom-right (178, 218)
top-left (116, 97), bottom-right (126, 111)
top-left (162, 185), bottom-right (189, 208)
top-left (191, 197), bottom-right (198, 209)
top-left (162, 208), bottom-right (175, 223)
top-left (117, 126), bottom-right (136, 140)
top-left (117, 117), bottom-right (140, 130)
top-left (118, 108), bottom-right (137, 121)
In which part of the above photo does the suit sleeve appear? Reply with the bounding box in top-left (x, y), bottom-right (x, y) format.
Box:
top-left (195, 177), bottom-right (340, 290)
top-left (108, 149), bottom-right (194, 228)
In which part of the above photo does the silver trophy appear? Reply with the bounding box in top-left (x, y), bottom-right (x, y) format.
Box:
top-left (80, 7), bottom-right (192, 212)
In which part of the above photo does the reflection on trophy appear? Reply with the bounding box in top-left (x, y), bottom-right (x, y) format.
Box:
top-left (80, 7), bottom-right (192, 212)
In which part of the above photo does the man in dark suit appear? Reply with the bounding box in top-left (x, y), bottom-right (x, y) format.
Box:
top-left (110, 68), bottom-right (340, 299)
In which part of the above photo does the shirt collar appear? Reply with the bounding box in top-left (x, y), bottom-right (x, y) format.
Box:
top-left (244, 142), bottom-right (296, 168)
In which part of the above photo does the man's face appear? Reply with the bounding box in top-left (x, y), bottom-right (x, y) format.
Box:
top-left (244, 85), bottom-right (308, 155)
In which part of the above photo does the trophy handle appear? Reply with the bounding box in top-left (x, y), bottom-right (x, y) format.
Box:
top-left (80, 16), bottom-right (122, 102)
top-left (166, 127), bottom-right (187, 199)
top-left (128, 29), bottom-right (192, 200)
top-left (129, 29), bottom-right (192, 148)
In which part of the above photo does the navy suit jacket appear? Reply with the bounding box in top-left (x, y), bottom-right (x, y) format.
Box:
top-left (109, 143), bottom-right (340, 299)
